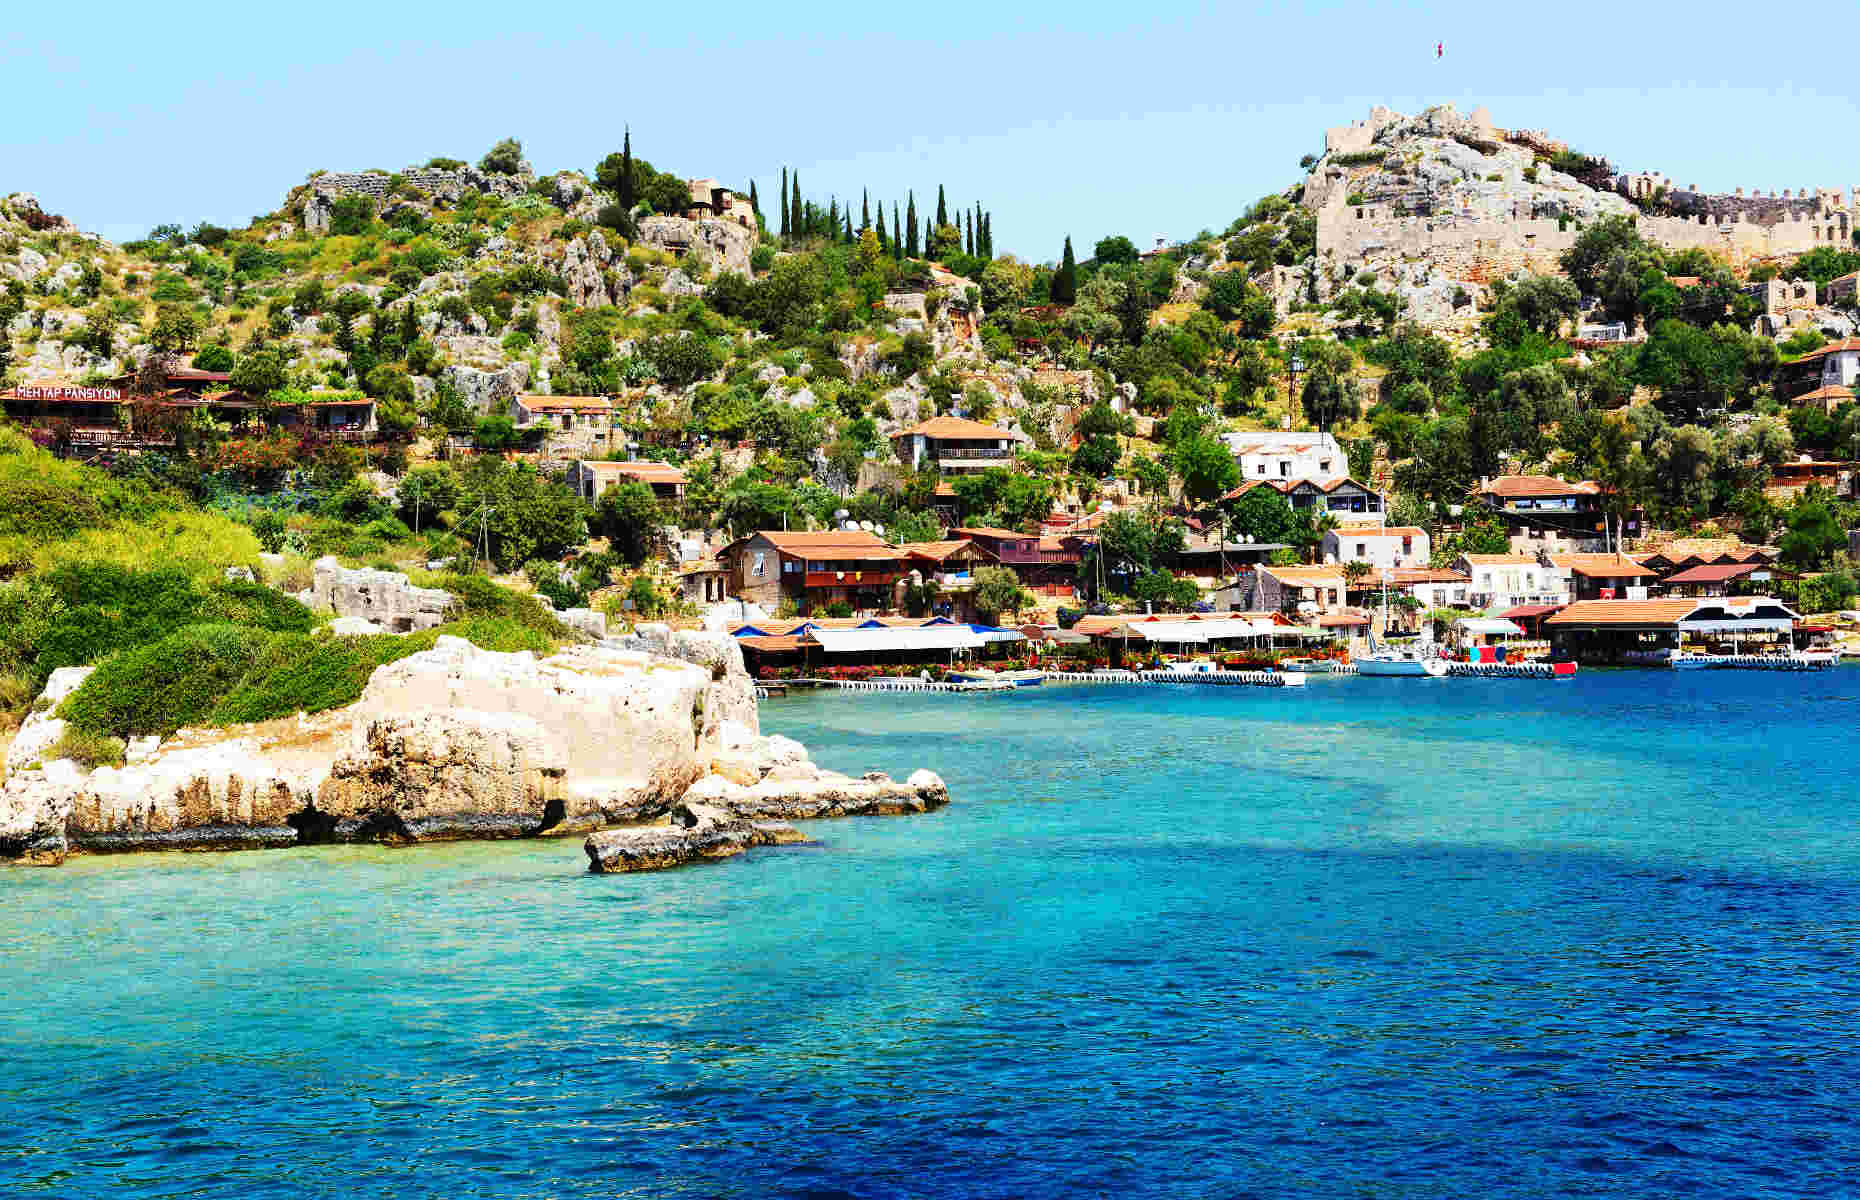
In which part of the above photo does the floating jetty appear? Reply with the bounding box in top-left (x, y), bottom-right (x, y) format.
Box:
top-left (1670, 653), bottom-right (1836, 672)
top-left (1137, 669), bottom-right (1305, 687)
top-left (1445, 661), bottom-right (1577, 679)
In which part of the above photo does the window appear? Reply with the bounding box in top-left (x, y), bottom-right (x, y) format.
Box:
top-left (1402, 536), bottom-right (1413, 555)
top-left (1279, 461), bottom-right (1290, 476)
top-left (1320, 460), bottom-right (1332, 473)
top-left (1355, 543), bottom-right (1366, 558)
top-left (1256, 464), bottom-right (1266, 475)
top-left (752, 552), bottom-right (768, 578)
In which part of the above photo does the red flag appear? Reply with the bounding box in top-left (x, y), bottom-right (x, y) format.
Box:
top-left (1436, 41), bottom-right (1444, 57)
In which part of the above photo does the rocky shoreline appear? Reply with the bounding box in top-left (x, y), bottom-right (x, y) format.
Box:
top-left (0, 625), bottom-right (947, 872)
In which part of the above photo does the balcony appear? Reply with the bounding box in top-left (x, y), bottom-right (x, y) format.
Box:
top-left (803, 570), bottom-right (902, 589)
top-left (934, 445), bottom-right (1015, 461)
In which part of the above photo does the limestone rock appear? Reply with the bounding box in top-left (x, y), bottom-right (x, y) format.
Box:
top-left (442, 361), bottom-right (530, 415)
top-left (583, 799), bottom-right (805, 874)
top-left (310, 557), bottom-right (453, 632)
top-left (70, 738), bottom-right (321, 853)
top-left (0, 761), bottom-right (83, 865)
top-left (327, 616), bottom-right (386, 636)
top-left (318, 709), bottom-right (571, 840)
top-left (5, 666), bottom-right (94, 776)
top-left (635, 215), bottom-right (754, 276)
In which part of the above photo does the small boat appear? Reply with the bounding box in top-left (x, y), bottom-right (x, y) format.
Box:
top-left (1356, 652), bottom-right (1449, 677)
top-left (1355, 574), bottom-right (1448, 677)
top-left (946, 667), bottom-right (1045, 687)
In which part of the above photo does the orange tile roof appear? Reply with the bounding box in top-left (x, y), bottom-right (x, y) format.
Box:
top-left (1459, 553), bottom-right (1541, 566)
top-left (1543, 598), bottom-right (1705, 627)
top-left (1550, 553), bottom-right (1659, 578)
top-left (952, 526), bottom-right (1033, 541)
top-left (1795, 384), bottom-right (1855, 404)
top-left (519, 394), bottom-right (612, 412)
top-left (1476, 475), bottom-right (1599, 499)
top-left (1386, 567), bottom-right (1468, 584)
top-left (894, 415), bottom-right (1028, 441)
top-left (748, 531), bottom-right (902, 560)
top-left (583, 459), bottom-right (686, 485)
top-left (1260, 564), bottom-right (1346, 586)
top-left (1794, 337), bottom-right (1860, 360)
top-left (1332, 524), bottom-right (1427, 538)
top-left (897, 539), bottom-right (993, 562)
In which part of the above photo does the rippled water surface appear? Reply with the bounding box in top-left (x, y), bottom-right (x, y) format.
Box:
top-left (5, 670), bottom-right (1860, 1197)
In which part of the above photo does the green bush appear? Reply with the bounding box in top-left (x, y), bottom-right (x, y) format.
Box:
top-left (60, 624), bottom-right (271, 738)
top-left (208, 633), bottom-right (382, 726)
top-left (199, 579), bottom-right (314, 632)
top-left (51, 727), bottom-right (126, 768)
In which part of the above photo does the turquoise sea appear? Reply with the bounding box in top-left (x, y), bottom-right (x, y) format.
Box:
top-left (4, 670), bottom-right (1860, 1197)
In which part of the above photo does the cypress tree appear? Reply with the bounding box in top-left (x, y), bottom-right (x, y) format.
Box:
top-left (892, 203), bottom-right (903, 260)
top-left (828, 196), bottom-right (839, 238)
top-left (861, 189), bottom-right (870, 232)
top-left (749, 180), bottom-right (761, 225)
top-left (905, 192), bottom-right (919, 258)
top-left (791, 173), bottom-right (803, 242)
top-left (982, 212), bottom-right (993, 258)
top-left (779, 167), bottom-right (789, 240)
top-left (875, 204), bottom-right (889, 252)
top-left (620, 127), bottom-right (635, 214)
top-left (964, 212), bottom-right (974, 257)
top-left (845, 213), bottom-right (854, 243)
top-left (935, 185), bottom-right (948, 229)
top-left (1053, 237), bottom-right (1078, 304)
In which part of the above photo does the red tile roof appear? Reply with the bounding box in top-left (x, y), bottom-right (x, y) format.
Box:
top-left (1551, 553), bottom-right (1659, 578)
top-left (952, 526), bottom-right (1034, 541)
top-left (749, 531), bottom-right (902, 559)
top-left (585, 459), bottom-right (686, 485)
top-left (1661, 562), bottom-right (1762, 584)
top-left (1475, 475), bottom-right (1599, 499)
top-left (1794, 337), bottom-right (1860, 360)
top-left (518, 394), bottom-right (612, 412)
top-left (894, 415), bottom-right (1028, 441)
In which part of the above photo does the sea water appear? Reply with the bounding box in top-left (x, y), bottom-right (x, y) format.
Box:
top-left (3, 671), bottom-right (1859, 1197)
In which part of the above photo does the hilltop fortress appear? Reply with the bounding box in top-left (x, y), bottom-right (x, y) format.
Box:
top-left (1306, 104), bottom-right (1855, 290)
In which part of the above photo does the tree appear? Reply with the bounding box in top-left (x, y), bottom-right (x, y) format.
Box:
top-left (229, 347), bottom-right (288, 398)
top-left (149, 303), bottom-right (203, 354)
top-left (479, 137), bottom-right (525, 175)
top-left (1224, 485), bottom-right (1297, 544)
top-left (1559, 215), bottom-right (1651, 298)
top-left (1780, 491), bottom-right (1848, 570)
top-left (396, 464), bottom-right (461, 530)
top-left (778, 166), bottom-right (789, 239)
top-left (935, 185), bottom-right (948, 229)
top-left (1129, 568), bottom-right (1202, 612)
top-left (1127, 454), bottom-right (1171, 498)
top-left (972, 565), bottom-right (1032, 624)
top-left (1093, 235), bottom-right (1139, 267)
top-left (596, 480), bottom-right (662, 566)
top-left (1052, 238), bottom-right (1078, 305)
top-left (474, 415), bottom-right (522, 451)
top-left (905, 193), bottom-right (920, 258)
top-left (1097, 507), bottom-right (1186, 575)
top-left (1491, 274), bottom-right (1580, 338)
top-left (1429, 511), bottom-right (1511, 567)
top-left (1298, 340), bottom-right (1359, 431)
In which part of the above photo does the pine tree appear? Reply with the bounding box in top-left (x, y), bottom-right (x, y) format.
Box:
top-left (905, 192), bottom-right (919, 258)
top-left (1053, 237), bottom-right (1078, 304)
top-left (935, 185), bottom-right (948, 228)
top-left (791, 173), bottom-right (803, 242)
top-left (779, 167), bottom-right (789, 240)
top-left (892, 203), bottom-right (903, 260)
top-left (620, 127), bottom-right (636, 215)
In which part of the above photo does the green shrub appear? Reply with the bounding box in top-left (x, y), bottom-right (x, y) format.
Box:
top-left (60, 624), bottom-right (270, 738)
top-left (199, 579), bottom-right (314, 632)
top-left (50, 727), bottom-right (126, 769)
top-left (208, 633), bottom-right (379, 726)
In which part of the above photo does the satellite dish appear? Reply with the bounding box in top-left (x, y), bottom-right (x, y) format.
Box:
top-left (859, 520), bottom-right (874, 531)
top-left (833, 508), bottom-right (850, 521)
top-left (874, 524), bottom-right (886, 537)
top-left (843, 521), bottom-right (860, 531)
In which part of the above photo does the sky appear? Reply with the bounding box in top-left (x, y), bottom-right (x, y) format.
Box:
top-left (9, 1), bottom-right (1859, 262)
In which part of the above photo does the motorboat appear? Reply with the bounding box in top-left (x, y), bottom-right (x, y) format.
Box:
top-left (946, 667), bottom-right (1045, 687)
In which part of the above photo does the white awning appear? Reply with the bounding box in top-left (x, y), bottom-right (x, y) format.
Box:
top-left (1124, 618), bottom-right (1273, 642)
top-left (1678, 618), bottom-right (1795, 634)
top-left (811, 626), bottom-right (988, 653)
top-left (968, 627), bottom-right (1028, 644)
top-left (1456, 618), bottom-right (1525, 636)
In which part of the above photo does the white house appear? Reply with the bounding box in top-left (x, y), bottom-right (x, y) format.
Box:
top-left (1322, 523), bottom-right (1429, 570)
top-left (1454, 553), bottom-right (1571, 612)
top-left (1798, 337), bottom-right (1860, 389)
top-left (1221, 431), bottom-right (1346, 483)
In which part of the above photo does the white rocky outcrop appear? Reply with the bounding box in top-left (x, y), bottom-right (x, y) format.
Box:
top-left (311, 558), bottom-right (453, 632)
top-left (1, 634), bottom-right (946, 871)
top-left (635, 215), bottom-right (754, 276)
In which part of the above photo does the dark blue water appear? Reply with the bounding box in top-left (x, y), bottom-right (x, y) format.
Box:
top-left (4, 670), bottom-right (1860, 1197)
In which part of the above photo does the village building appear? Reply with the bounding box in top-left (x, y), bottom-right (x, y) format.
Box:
top-left (1220, 430), bottom-right (1346, 482)
top-left (896, 539), bottom-right (1001, 622)
top-left (677, 556), bottom-right (730, 606)
top-left (1794, 383), bottom-right (1855, 413)
top-left (1766, 456), bottom-right (1856, 500)
top-left (1222, 476), bottom-right (1387, 517)
top-left (1469, 475), bottom-right (1619, 553)
top-left (721, 530), bottom-right (905, 615)
top-left (889, 416), bottom-right (1029, 474)
top-left (1636, 538), bottom-right (1776, 580)
top-left (568, 459), bottom-right (687, 503)
top-left (1170, 532), bottom-right (1289, 587)
top-left (1455, 553), bottom-right (1571, 612)
top-left (1544, 596), bottom-right (1801, 663)
top-left (1547, 552), bottom-right (1660, 601)
top-left (1385, 566), bottom-right (1471, 611)
top-left (1227, 563), bottom-right (1349, 615)
top-left (1657, 561), bottom-right (1773, 597)
top-left (1792, 336), bottom-right (1860, 390)
top-left (683, 179), bottom-right (757, 230)
top-left (1321, 523), bottom-right (1430, 570)
top-left (510, 394), bottom-right (613, 433)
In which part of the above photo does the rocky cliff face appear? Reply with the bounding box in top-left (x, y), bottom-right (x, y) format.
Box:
top-left (0, 631), bottom-right (947, 871)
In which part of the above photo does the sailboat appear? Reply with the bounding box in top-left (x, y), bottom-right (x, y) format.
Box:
top-left (1354, 571), bottom-right (1448, 677)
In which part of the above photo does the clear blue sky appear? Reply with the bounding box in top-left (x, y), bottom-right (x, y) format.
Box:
top-left (11, 1), bottom-right (1857, 263)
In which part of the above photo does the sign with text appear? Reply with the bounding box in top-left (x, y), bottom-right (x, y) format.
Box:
top-left (12, 386), bottom-right (124, 401)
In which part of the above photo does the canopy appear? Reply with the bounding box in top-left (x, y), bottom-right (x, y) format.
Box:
top-left (1456, 618), bottom-right (1525, 637)
top-left (1124, 618), bottom-right (1272, 641)
top-left (967, 625), bottom-right (1029, 644)
top-left (810, 626), bottom-right (987, 654)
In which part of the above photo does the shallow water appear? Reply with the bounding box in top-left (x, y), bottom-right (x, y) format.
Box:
top-left (4, 670), bottom-right (1860, 1197)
